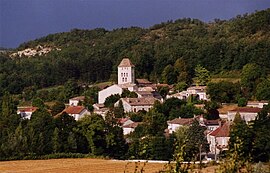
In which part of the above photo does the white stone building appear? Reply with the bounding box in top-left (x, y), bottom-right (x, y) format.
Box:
top-left (167, 118), bottom-right (194, 134)
top-left (69, 96), bottom-right (85, 106)
top-left (115, 97), bottom-right (158, 113)
top-left (247, 101), bottom-right (268, 108)
top-left (227, 107), bottom-right (262, 123)
top-left (17, 106), bottom-right (37, 119)
top-left (207, 122), bottom-right (230, 154)
top-left (98, 58), bottom-right (137, 104)
top-left (64, 106), bottom-right (90, 121)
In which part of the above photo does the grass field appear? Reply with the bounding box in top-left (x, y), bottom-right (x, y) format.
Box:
top-left (0, 158), bottom-right (219, 173)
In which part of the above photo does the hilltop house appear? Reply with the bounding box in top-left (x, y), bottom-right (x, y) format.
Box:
top-left (17, 106), bottom-right (37, 119)
top-left (64, 106), bottom-right (90, 121)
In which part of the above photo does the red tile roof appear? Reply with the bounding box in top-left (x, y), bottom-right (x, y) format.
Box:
top-left (118, 58), bottom-right (135, 67)
top-left (167, 118), bottom-right (194, 125)
top-left (122, 122), bottom-right (140, 128)
top-left (70, 96), bottom-right (85, 101)
top-left (64, 106), bottom-right (85, 114)
top-left (230, 107), bottom-right (262, 113)
top-left (17, 107), bottom-right (37, 112)
top-left (209, 122), bottom-right (230, 137)
top-left (136, 79), bottom-right (152, 84)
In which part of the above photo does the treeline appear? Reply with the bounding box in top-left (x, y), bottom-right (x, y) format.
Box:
top-left (0, 9), bottom-right (270, 97)
top-left (0, 91), bottom-right (207, 161)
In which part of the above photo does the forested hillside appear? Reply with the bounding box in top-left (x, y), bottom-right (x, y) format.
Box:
top-left (0, 9), bottom-right (270, 96)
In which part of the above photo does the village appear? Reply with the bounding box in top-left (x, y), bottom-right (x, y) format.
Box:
top-left (16, 58), bottom-right (269, 161)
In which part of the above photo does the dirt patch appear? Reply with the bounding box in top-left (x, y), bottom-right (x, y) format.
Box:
top-left (0, 158), bottom-right (166, 173)
top-left (0, 158), bottom-right (220, 173)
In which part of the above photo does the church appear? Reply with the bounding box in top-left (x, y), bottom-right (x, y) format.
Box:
top-left (98, 58), bottom-right (137, 104)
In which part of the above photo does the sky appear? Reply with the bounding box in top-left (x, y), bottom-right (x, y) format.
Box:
top-left (1, 0), bottom-right (270, 48)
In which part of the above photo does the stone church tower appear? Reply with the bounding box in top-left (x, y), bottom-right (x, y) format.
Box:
top-left (118, 58), bottom-right (135, 84)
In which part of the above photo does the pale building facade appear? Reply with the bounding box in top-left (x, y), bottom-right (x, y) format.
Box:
top-left (69, 96), bottom-right (85, 106)
top-left (118, 58), bottom-right (135, 85)
top-left (115, 97), bottom-right (157, 113)
top-left (64, 106), bottom-right (90, 121)
top-left (98, 84), bottom-right (123, 104)
top-left (227, 107), bottom-right (261, 123)
top-left (17, 106), bottom-right (37, 119)
top-left (207, 122), bottom-right (230, 154)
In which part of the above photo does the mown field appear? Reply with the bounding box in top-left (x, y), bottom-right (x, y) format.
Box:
top-left (0, 158), bottom-right (218, 173)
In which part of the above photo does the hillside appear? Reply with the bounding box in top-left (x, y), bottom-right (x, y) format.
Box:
top-left (0, 9), bottom-right (270, 95)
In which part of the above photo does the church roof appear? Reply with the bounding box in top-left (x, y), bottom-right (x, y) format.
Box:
top-left (118, 58), bottom-right (135, 67)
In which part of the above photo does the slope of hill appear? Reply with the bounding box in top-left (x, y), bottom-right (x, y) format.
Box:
top-left (0, 9), bottom-right (269, 95)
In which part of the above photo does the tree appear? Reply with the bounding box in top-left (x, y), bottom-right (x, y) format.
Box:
top-left (207, 81), bottom-right (241, 103)
top-left (174, 82), bottom-right (188, 92)
top-left (161, 65), bottom-right (177, 84)
top-left (76, 114), bottom-right (106, 155)
top-left (174, 58), bottom-right (189, 83)
top-left (32, 98), bottom-right (45, 109)
top-left (52, 127), bottom-right (61, 153)
top-left (255, 79), bottom-right (270, 101)
top-left (104, 94), bottom-right (120, 108)
top-left (194, 65), bottom-right (210, 86)
top-left (251, 105), bottom-right (270, 162)
top-left (51, 101), bottom-right (65, 116)
top-left (29, 108), bottom-right (55, 154)
top-left (238, 97), bottom-right (247, 107)
top-left (229, 113), bottom-right (253, 162)
top-left (54, 112), bottom-right (77, 152)
top-left (241, 63), bottom-right (264, 97)
top-left (185, 120), bottom-right (209, 162)
top-left (204, 101), bottom-right (220, 120)
top-left (113, 100), bottom-right (125, 118)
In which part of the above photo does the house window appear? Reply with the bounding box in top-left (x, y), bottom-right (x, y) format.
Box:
top-left (126, 73), bottom-right (128, 77)
top-left (134, 108), bottom-right (137, 112)
top-left (125, 78), bottom-right (127, 82)
top-left (122, 78), bottom-right (124, 82)
top-left (123, 73), bottom-right (125, 77)
top-left (121, 73), bottom-right (123, 77)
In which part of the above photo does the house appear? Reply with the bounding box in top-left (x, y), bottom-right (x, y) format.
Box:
top-left (93, 103), bottom-right (109, 119)
top-left (247, 101), bottom-right (268, 108)
top-left (122, 122), bottom-right (140, 135)
top-left (69, 96), bottom-right (85, 106)
top-left (115, 97), bottom-right (158, 113)
top-left (187, 86), bottom-right (208, 101)
top-left (203, 119), bottom-right (221, 132)
top-left (227, 107), bottom-right (262, 123)
top-left (207, 122), bottom-right (230, 154)
top-left (98, 58), bottom-right (137, 104)
top-left (64, 106), bottom-right (90, 121)
top-left (17, 106), bottom-right (37, 119)
top-left (117, 117), bottom-right (134, 127)
top-left (167, 118), bottom-right (194, 134)
top-left (166, 91), bottom-right (190, 100)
